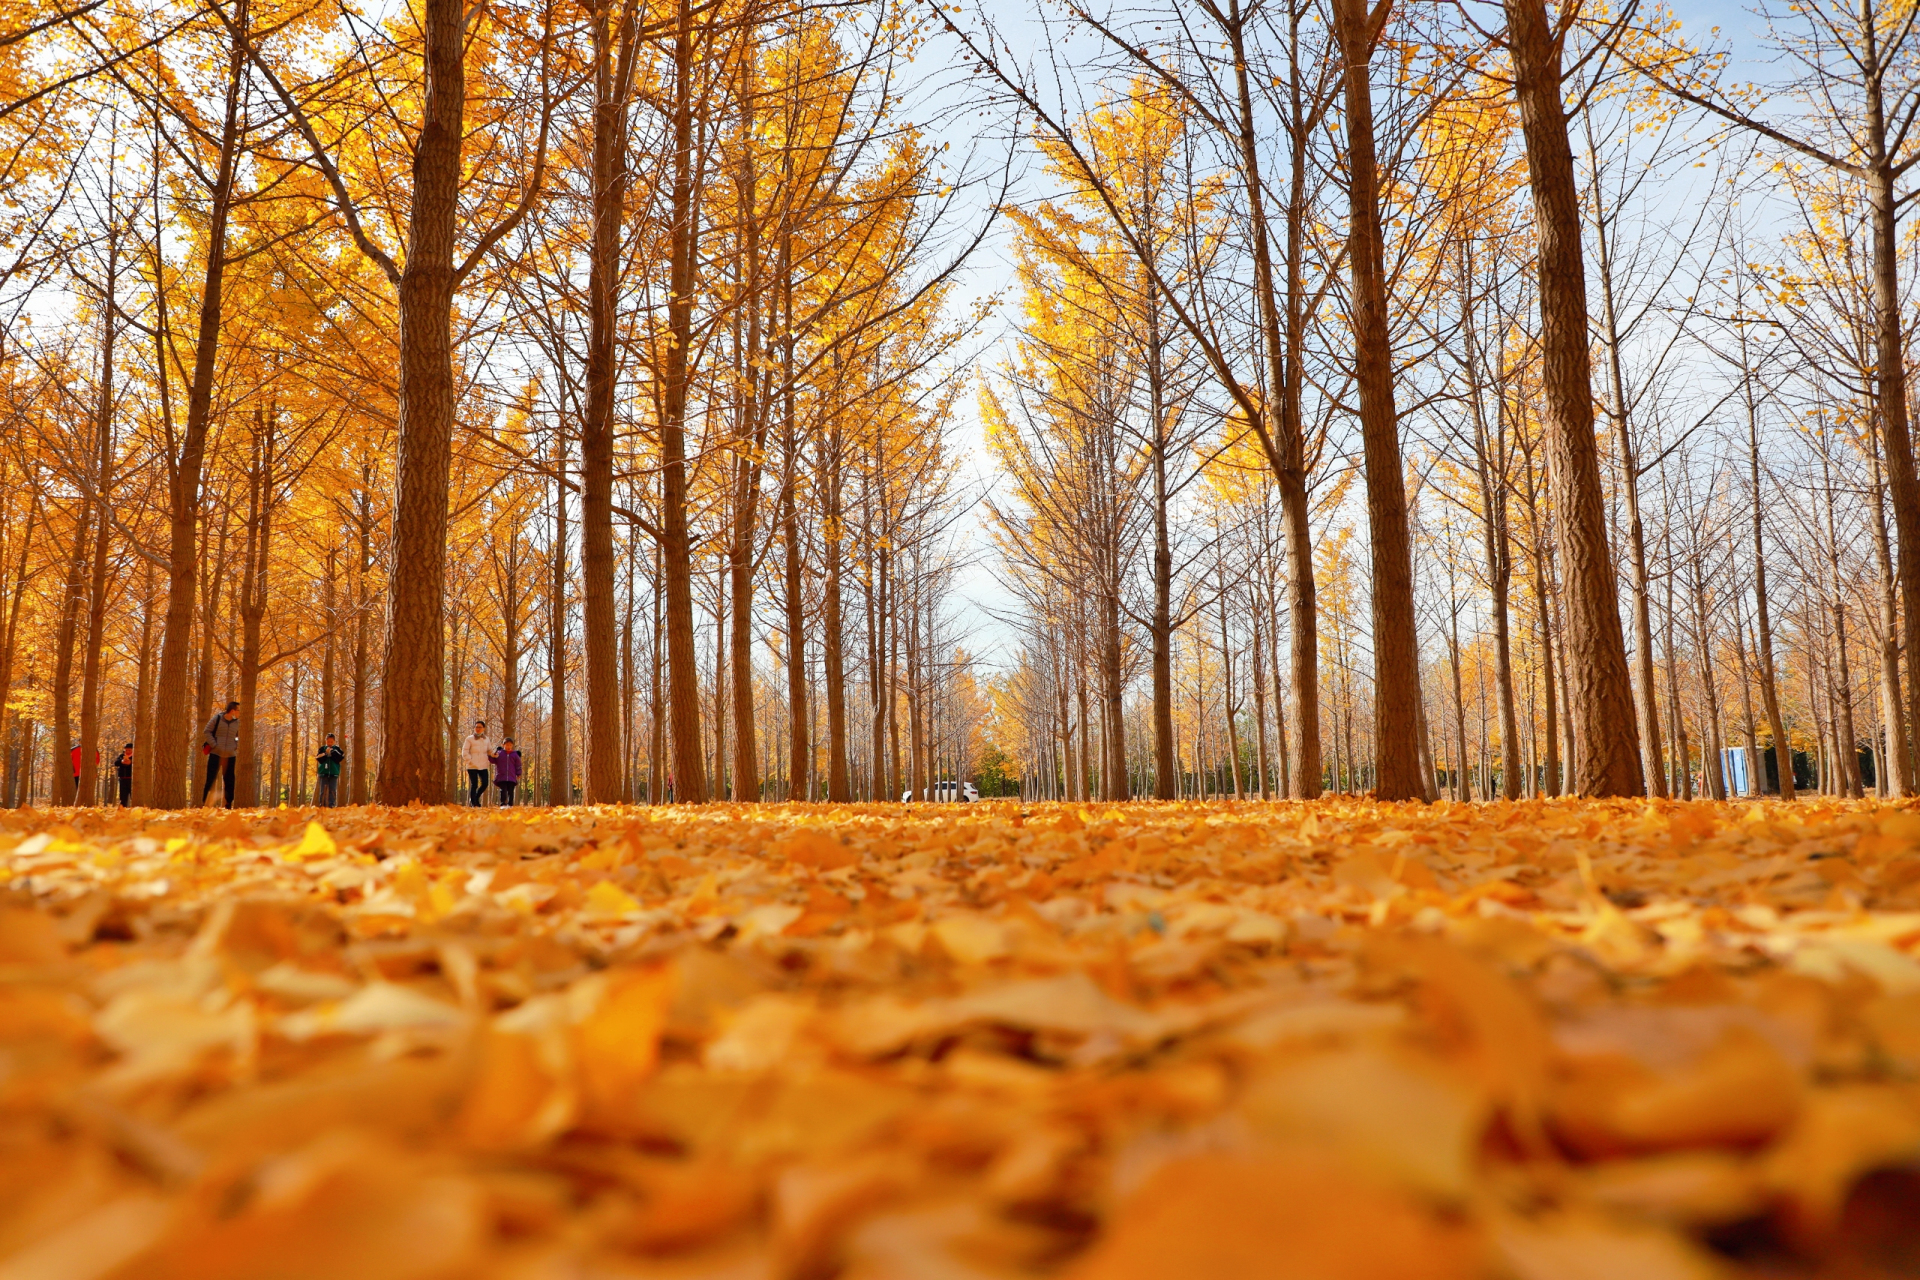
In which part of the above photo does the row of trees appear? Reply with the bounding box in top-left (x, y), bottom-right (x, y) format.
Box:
top-left (974, 0), bottom-right (1920, 804)
top-left (0, 0), bottom-right (1003, 807)
top-left (6, 0), bottom-right (1919, 808)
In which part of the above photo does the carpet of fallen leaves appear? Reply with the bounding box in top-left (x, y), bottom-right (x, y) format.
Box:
top-left (7, 799), bottom-right (1920, 1278)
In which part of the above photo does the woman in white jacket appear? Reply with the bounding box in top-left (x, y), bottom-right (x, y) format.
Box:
top-left (462, 721), bottom-right (492, 806)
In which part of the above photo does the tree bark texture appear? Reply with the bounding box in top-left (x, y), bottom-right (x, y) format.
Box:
top-left (1865, 159), bottom-right (1920, 789)
top-left (1331, 0), bottom-right (1424, 801)
top-left (659, 0), bottom-right (707, 803)
top-left (78, 231), bottom-right (119, 808)
top-left (1505, 0), bottom-right (1642, 796)
top-left (376, 0), bottom-right (464, 805)
top-left (50, 502), bottom-right (88, 805)
top-left (580, 0), bottom-right (635, 805)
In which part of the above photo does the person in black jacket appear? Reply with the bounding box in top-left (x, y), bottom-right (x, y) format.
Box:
top-left (315, 734), bottom-right (345, 807)
top-left (114, 743), bottom-right (133, 807)
top-left (201, 701), bottom-right (241, 807)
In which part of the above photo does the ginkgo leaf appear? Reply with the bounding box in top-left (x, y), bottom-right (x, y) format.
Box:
top-left (1, 799), bottom-right (1919, 1277)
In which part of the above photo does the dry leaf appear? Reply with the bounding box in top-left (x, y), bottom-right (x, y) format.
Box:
top-left (5, 799), bottom-right (1920, 1277)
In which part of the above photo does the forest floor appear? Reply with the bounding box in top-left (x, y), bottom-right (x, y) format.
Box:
top-left (4, 798), bottom-right (1920, 1278)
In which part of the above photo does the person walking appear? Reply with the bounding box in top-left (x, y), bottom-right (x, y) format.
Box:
top-left (201, 700), bottom-right (241, 807)
top-left (461, 720), bottom-right (491, 806)
top-left (491, 737), bottom-right (522, 807)
top-left (114, 743), bottom-right (133, 807)
top-left (315, 734), bottom-right (344, 808)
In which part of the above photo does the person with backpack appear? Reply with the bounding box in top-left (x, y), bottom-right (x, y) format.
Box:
top-left (114, 743), bottom-right (133, 807)
top-left (461, 720), bottom-right (491, 806)
top-left (491, 737), bottom-right (522, 807)
top-left (201, 700), bottom-right (241, 807)
top-left (315, 734), bottom-right (345, 807)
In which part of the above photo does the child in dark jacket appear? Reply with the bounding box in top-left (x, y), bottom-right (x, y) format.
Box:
top-left (491, 738), bottom-right (522, 807)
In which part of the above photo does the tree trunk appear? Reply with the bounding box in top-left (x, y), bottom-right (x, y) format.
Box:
top-left (1833, 624), bottom-right (1865, 798)
top-left (50, 500), bottom-right (90, 806)
top-left (0, 474), bottom-right (42, 808)
top-left (580, 0), bottom-right (636, 805)
top-left (729, 38), bottom-right (765, 805)
top-left (1866, 146), bottom-right (1920, 807)
top-left (1505, 0), bottom-right (1640, 795)
top-left (131, 563), bottom-right (155, 805)
top-left (910, 595), bottom-right (930, 800)
top-left (1330, 0), bottom-right (1422, 801)
top-left (550, 440), bottom-right (570, 804)
top-left (17, 713), bottom-right (37, 808)
top-left (1269, 578), bottom-right (1290, 797)
top-left (650, 538), bottom-right (664, 801)
top-left (322, 548), bottom-right (338, 746)
top-left (1449, 608), bottom-right (1469, 802)
top-left (351, 482), bottom-right (371, 803)
top-left (887, 575), bottom-right (902, 799)
top-left (1663, 575), bottom-right (1692, 799)
top-left (196, 516), bottom-right (229, 782)
top-left (501, 534), bottom-right (522, 745)
top-left (656, 0), bottom-right (706, 803)
top-left (446, 603), bottom-right (465, 803)
top-left (151, 0), bottom-right (246, 808)
top-left (729, 436), bottom-right (764, 800)
top-left (1535, 532), bottom-right (1563, 796)
top-left (1731, 581), bottom-right (1761, 799)
top-left (1593, 212), bottom-right (1665, 797)
top-left (1741, 361), bottom-right (1792, 797)
top-left (236, 409), bottom-right (275, 807)
top-left (1224, 0), bottom-right (1319, 797)
top-left (377, 0), bottom-right (465, 804)
top-left (1416, 680), bottom-right (1439, 801)
top-left (782, 453), bottom-right (806, 800)
top-left (822, 429), bottom-right (850, 801)
top-left (78, 229), bottom-right (120, 809)
top-left (1102, 570), bottom-right (1128, 801)
top-left (1148, 318), bottom-right (1176, 799)
top-left (1461, 268), bottom-right (1523, 799)
top-left (712, 561), bottom-right (728, 796)
top-left (865, 514), bottom-right (887, 801)
top-left (1867, 435), bottom-right (1911, 793)
top-left (1252, 592), bottom-right (1270, 797)
top-left (1691, 577), bottom-right (1727, 800)
top-left (622, 532), bottom-right (636, 800)
top-left (287, 667), bottom-right (300, 803)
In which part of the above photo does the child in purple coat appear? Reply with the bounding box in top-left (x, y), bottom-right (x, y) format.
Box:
top-left (490, 738), bottom-right (523, 807)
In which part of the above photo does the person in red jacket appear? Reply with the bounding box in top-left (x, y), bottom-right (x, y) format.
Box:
top-left (68, 743), bottom-right (98, 805)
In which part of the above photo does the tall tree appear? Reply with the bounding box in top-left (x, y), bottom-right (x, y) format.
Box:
top-left (149, 0), bottom-right (248, 808)
top-left (1330, 0), bottom-right (1424, 800)
top-left (252, 0), bottom-right (551, 804)
top-left (580, 0), bottom-right (639, 804)
top-left (1504, 0), bottom-right (1642, 794)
